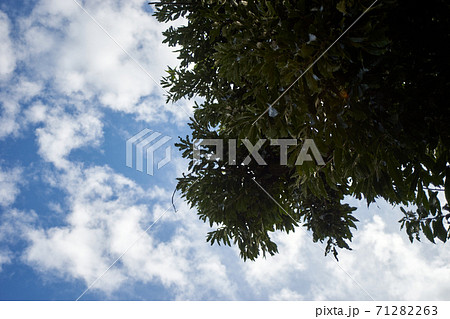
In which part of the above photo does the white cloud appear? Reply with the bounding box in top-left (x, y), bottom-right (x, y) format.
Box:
top-left (0, 11), bottom-right (16, 76)
top-left (32, 104), bottom-right (103, 169)
top-left (17, 0), bottom-right (191, 123)
top-left (0, 208), bottom-right (38, 272)
top-left (0, 77), bottom-right (42, 139)
top-left (316, 215), bottom-right (450, 300)
top-left (23, 165), bottom-right (157, 292)
top-left (243, 229), bottom-right (308, 292)
top-left (2, 0), bottom-right (191, 141)
top-left (270, 288), bottom-right (304, 301)
top-left (241, 206), bottom-right (450, 301)
top-left (23, 164), bottom-right (236, 299)
top-left (0, 166), bottom-right (23, 207)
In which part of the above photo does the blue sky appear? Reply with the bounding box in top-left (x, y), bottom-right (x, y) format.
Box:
top-left (1, 0), bottom-right (450, 301)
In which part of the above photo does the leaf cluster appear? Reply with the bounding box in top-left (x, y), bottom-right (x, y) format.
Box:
top-left (153, 0), bottom-right (450, 260)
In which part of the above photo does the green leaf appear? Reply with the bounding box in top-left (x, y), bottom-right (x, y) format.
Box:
top-left (336, 0), bottom-right (346, 14)
top-left (421, 222), bottom-right (435, 243)
top-left (298, 43), bottom-right (315, 59)
top-left (334, 147), bottom-right (343, 170)
top-left (432, 218), bottom-right (448, 243)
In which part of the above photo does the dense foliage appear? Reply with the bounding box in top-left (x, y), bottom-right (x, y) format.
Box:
top-left (152, 0), bottom-right (450, 260)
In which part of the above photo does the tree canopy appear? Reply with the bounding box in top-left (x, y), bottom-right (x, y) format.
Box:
top-left (152, 0), bottom-right (450, 260)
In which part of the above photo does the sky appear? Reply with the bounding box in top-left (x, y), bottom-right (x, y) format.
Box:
top-left (0, 0), bottom-right (450, 301)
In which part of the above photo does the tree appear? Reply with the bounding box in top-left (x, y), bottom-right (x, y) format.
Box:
top-left (152, 0), bottom-right (450, 260)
